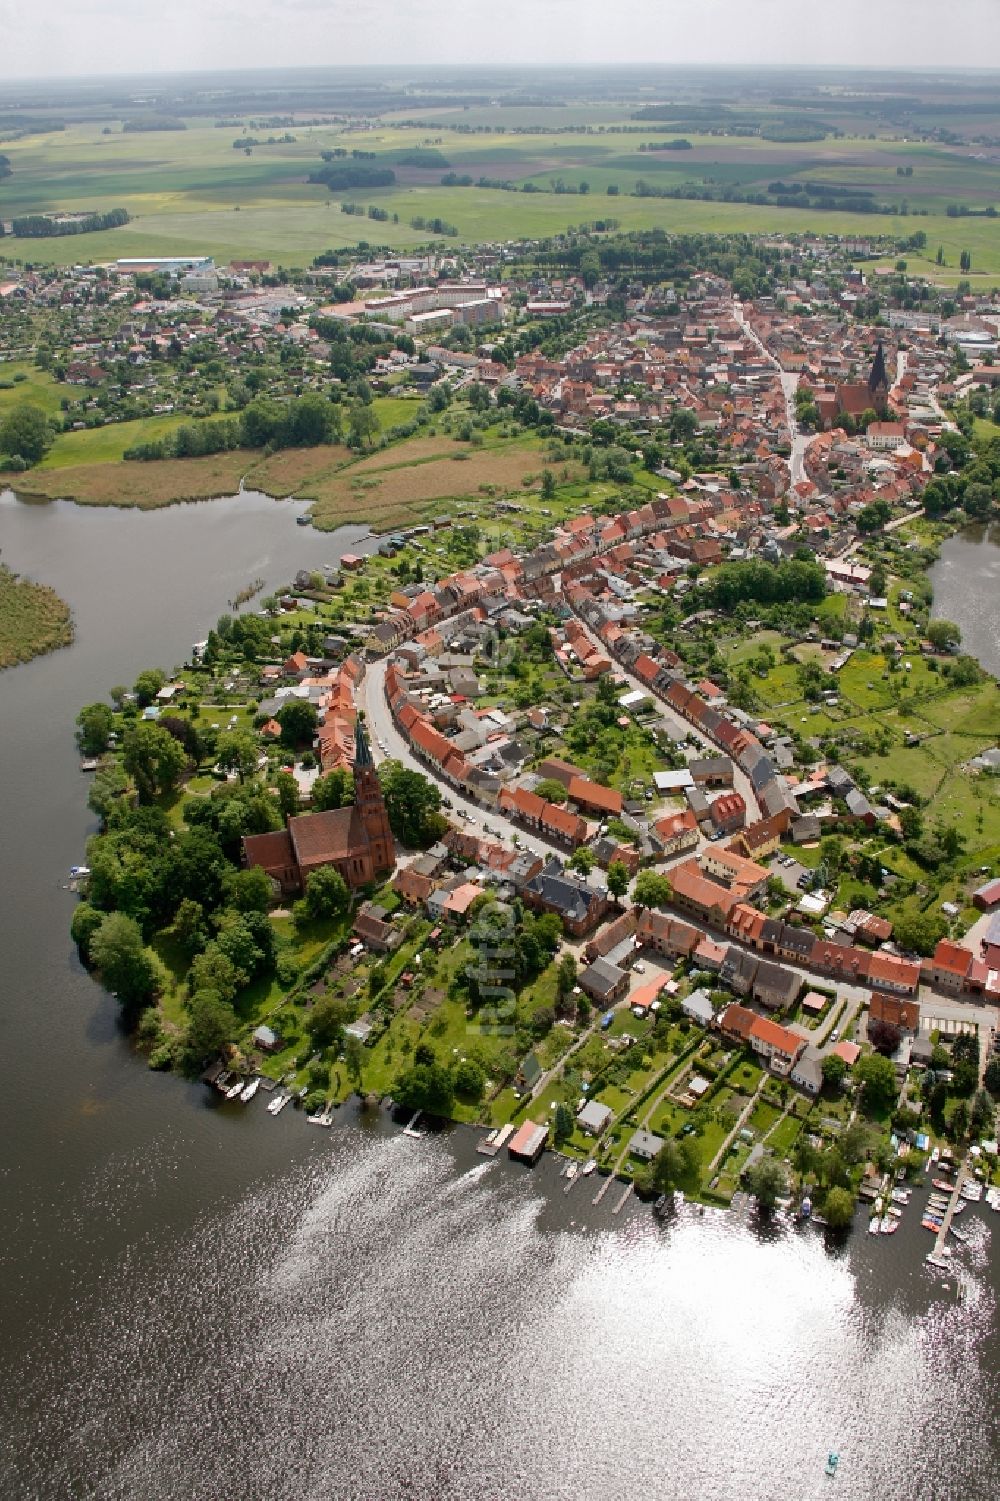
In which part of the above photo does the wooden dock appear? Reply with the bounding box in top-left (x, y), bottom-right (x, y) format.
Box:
top-left (477, 1123), bottom-right (514, 1157)
top-left (592, 1174), bottom-right (615, 1206)
top-left (932, 1163), bottom-right (967, 1256)
top-left (612, 1183), bottom-right (634, 1216)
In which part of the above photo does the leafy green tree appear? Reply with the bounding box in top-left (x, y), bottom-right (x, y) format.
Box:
top-left (453, 1057), bottom-right (485, 1101)
top-left (633, 870), bottom-right (672, 909)
top-left (305, 994), bottom-right (350, 1049)
top-left (393, 1059), bottom-right (455, 1116)
top-left (215, 730), bottom-right (259, 782)
top-left (70, 901), bottom-right (104, 962)
top-left (311, 767), bottom-right (354, 810)
top-left (540, 469), bottom-right (556, 501)
top-left (89, 912), bottom-right (158, 1008)
top-left (568, 846), bottom-right (595, 874)
top-left (183, 989), bottom-right (237, 1068)
top-left (277, 699), bottom-right (319, 747)
top-left (607, 860), bottom-right (630, 901)
top-left (926, 619), bottom-right (961, 651)
top-left (87, 761), bottom-right (130, 823)
top-left (347, 401), bottom-right (380, 448)
top-left (378, 760), bottom-right (446, 848)
top-left (223, 865), bottom-right (274, 914)
top-left (892, 910), bottom-right (946, 957)
top-left (300, 865), bottom-right (350, 921)
top-left (132, 668), bottom-right (166, 708)
top-left (970, 1088), bottom-right (995, 1136)
top-left (841, 1120), bottom-right (873, 1166)
top-left (535, 778), bottom-right (569, 804)
top-left (76, 702), bottom-right (114, 756)
top-left (985, 1056), bottom-right (1000, 1099)
top-left (344, 1033), bottom-right (365, 1092)
top-left (552, 1101), bottom-right (575, 1147)
top-left (556, 953), bottom-right (578, 1001)
top-left (273, 769), bottom-right (300, 819)
top-left (0, 403), bottom-right (51, 464)
top-left (171, 896), bottom-right (208, 957)
top-left (122, 721), bottom-right (187, 803)
top-left (821, 1054), bottom-right (848, 1090)
top-left (854, 1052), bottom-right (898, 1113)
top-left (639, 1135), bottom-right (697, 1196)
top-left (823, 1186), bottom-right (857, 1230)
top-left (745, 1156), bottom-right (788, 1212)
top-left (188, 945), bottom-right (239, 1005)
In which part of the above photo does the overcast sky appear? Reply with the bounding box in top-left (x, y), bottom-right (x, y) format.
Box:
top-left (1, 0), bottom-right (998, 80)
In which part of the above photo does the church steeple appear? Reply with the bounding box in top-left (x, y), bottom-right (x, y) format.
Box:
top-left (869, 341), bottom-right (888, 396)
top-left (354, 714), bottom-right (374, 769)
top-left (352, 714), bottom-right (394, 877)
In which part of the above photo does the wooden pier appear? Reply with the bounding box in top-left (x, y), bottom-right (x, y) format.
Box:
top-left (932, 1162), bottom-right (967, 1256)
top-left (612, 1182), bottom-right (634, 1216)
top-left (592, 1173), bottom-right (615, 1206)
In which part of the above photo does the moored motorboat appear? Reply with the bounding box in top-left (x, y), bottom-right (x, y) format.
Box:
top-left (239, 1077), bottom-right (260, 1103)
top-left (225, 1079), bottom-right (244, 1100)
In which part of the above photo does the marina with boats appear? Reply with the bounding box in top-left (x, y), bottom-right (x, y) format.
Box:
top-left (203, 1062), bottom-right (999, 1265)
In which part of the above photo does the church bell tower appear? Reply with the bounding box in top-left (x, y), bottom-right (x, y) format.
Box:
top-left (353, 717), bottom-right (395, 877)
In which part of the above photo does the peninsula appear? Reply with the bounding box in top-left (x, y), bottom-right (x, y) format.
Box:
top-left (61, 230), bottom-right (1000, 1229)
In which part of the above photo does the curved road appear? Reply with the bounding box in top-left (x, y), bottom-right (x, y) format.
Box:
top-left (358, 657), bottom-right (554, 862)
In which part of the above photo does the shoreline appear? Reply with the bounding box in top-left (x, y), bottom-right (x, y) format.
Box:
top-left (0, 563), bottom-right (74, 671)
top-left (0, 459), bottom-right (435, 537)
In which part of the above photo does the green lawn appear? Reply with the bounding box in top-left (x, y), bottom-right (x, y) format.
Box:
top-left (0, 363), bottom-right (69, 417)
top-left (39, 414), bottom-right (195, 468)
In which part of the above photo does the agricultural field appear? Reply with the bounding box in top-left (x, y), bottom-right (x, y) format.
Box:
top-left (3, 105), bottom-right (1000, 276)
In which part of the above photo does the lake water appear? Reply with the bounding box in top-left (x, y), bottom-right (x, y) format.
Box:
top-left (1, 488), bottom-right (998, 1501)
top-left (929, 521), bottom-right (1000, 678)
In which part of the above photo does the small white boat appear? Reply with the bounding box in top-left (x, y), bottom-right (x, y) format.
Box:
top-left (888, 1206), bottom-right (903, 1219)
top-left (240, 1077), bottom-right (260, 1103)
top-left (868, 1217), bottom-right (880, 1235)
top-left (225, 1079), bottom-right (244, 1100)
top-left (565, 1163), bottom-right (578, 1181)
top-left (69, 865), bottom-right (91, 878)
top-left (880, 1218), bottom-right (897, 1234)
top-left (267, 1093), bottom-right (288, 1115)
top-left (582, 1159), bottom-right (597, 1176)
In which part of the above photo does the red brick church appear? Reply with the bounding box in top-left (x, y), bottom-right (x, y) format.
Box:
top-left (243, 719), bottom-right (396, 895)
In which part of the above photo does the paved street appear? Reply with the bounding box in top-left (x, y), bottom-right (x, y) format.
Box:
top-left (359, 657), bottom-right (553, 861)
top-left (563, 612), bottom-right (763, 822)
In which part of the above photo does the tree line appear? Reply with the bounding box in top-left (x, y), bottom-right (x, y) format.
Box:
top-left (704, 558), bottom-right (827, 609)
top-left (9, 208), bottom-right (129, 238)
top-left (123, 391), bottom-right (380, 462)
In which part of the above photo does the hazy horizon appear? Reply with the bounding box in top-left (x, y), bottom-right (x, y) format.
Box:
top-left (2, 1), bottom-right (999, 84)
